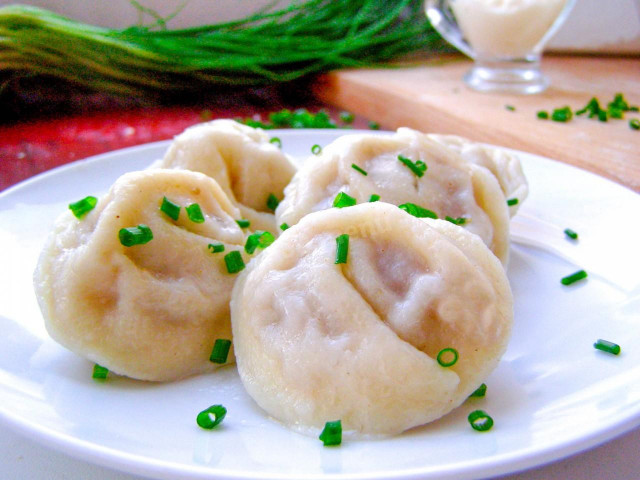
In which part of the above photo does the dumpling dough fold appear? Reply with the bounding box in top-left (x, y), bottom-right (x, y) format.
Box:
top-left (155, 119), bottom-right (297, 233)
top-left (231, 202), bottom-right (513, 436)
top-left (276, 128), bottom-right (524, 265)
top-left (427, 133), bottom-right (528, 217)
top-left (34, 169), bottom-right (249, 381)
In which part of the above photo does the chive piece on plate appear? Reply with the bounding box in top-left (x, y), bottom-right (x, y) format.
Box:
top-left (92, 363), bottom-right (109, 380)
top-left (196, 404), bottom-right (227, 429)
top-left (319, 420), bottom-right (342, 446)
top-left (561, 269), bottom-right (587, 286)
top-left (594, 339), bottom-right (621, 355)
top-left (468, 410), bottom-right (494, 432)
top-left (563, 228), bottom-right (578, 240)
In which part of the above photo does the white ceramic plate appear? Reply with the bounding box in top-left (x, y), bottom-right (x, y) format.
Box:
top-left (1, 129), bottom-right (639, 480)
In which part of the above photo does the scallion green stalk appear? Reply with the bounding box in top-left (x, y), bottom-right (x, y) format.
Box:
top-left (209, 339), bottom-right (232, 363)
top-left (196, 404), bottom-right (227, 429)
top-left (69, 196), bottom-right (97, 219)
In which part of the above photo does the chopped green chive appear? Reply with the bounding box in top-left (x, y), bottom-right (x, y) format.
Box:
top-left (469, 383), bottom-right (487, 398)
top-left (319, 420), bottom-right (342, 446)
top-left (279, 222), bottom-right (290, 231)
top-left (468, 410), bottom-right (494, 432)
top-left (608, 108), bottom-right (622, 120)
top-left (398, 203), bottom-right (438, 219)
top-left (398, 154), bottom-right (427, 177)
top-left (608, 93), bottom-right (633, 114)
top-left (339, 111), bottom-right (355, 124)
top-left (236, 219), bottom-right (251, 229)
top-left (368, 120), bottom-right (380, 130)
top-left (160, 196), bottom-right (180, 221)
top-left (119, 224), bottom-right (153, 247)
top-left (551, 106), bottom-right (573, 122)
top-left (594, 339), bottom-right (621, 355)
top-left (445, 215), bottom-right (467, 225)
top-left (597, 109), bottom-right (608, 122)
top-left (255, 108), bottom-right (339, 129)
top-left (196, 404), bottom-right (227, 429)
top-left (269, 137), bottom-right (282, 148)
top-left (505, 105), bottom-right (515, 111)
top-left (537, 110), bottom-right (549, 120)
top-left (369, 194), bottom-right (380, 202)
top-left (564, 228), bottom-right (578, 240)
top-left (351, 163), bottom-right (368, 176)
top-left (333, 192), bottom-right (357, 208)
top-left (436, 347), bottom-right (458, 367)
top-left (186, 203), bottom-right (205, 223)
top-left (507, 198), bottom-right (519, 207)
top-left (224, 251), bottom-right (245, 274)
top-left (630, 118), bottom-right (640, 130)
top-left (92, 363), bottom-right (109, 380)
top-left (311, 144), bottom-right (322, 155)
top-left (266, 193), bottom-right (280, 212)
top-left (69, 195), bottom-right (97, 219)
top-left (210, 339), bottom-right (232, 363)
top-left (576, 97), bottom-right (602, 118)
top-left (335, 234), bottom-right (349, 264)
top-left (208, 242), bottom-right (225, 253)
top-left (561, 269), bottom-right (588, 285)
top-left (536, 94), bottom-right (637, 127)
top-left (245, 230), bottom-right (275, 254)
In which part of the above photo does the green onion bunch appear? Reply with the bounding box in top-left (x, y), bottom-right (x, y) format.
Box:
top-left (0, 1), bottom-right (448, 96)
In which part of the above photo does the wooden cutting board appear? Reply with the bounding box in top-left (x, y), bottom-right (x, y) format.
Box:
top-left (313, 55), bottom-right (640, 193)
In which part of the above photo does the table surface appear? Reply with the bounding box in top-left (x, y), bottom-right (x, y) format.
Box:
top-left (313, 55), bottom-right (640, 192)
top-left (1, 94), bottom-right (639, 480)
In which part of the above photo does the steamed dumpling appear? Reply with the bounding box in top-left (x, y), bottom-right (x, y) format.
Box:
top-left (155, 119), bottom-right (297, 232)
top-left (34, 169), bottom-right (249, 381)
top-left (427, 134), bottom-right (528, 217)
top-left (231, 202), bottom-right (513, 436)
top-left (275, 128), bottom-right (515, 264)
